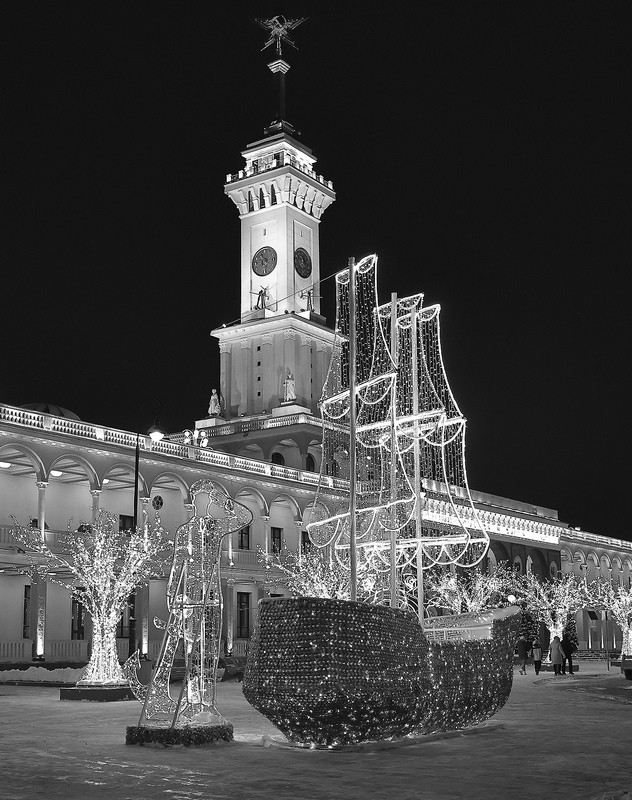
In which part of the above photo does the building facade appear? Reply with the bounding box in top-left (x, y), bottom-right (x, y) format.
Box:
top-left (1, 47), bottom-right (629, 668)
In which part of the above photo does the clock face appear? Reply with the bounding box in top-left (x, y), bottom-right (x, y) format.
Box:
top-left (294, 247), bottom-right (312, 279)
top-left (252, 246), bottom-right (277, 276)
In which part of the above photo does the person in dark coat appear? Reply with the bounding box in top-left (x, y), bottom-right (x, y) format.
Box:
top-left (561, 632), bottom-right (575, 675)
top-left (532, 639), bottom-right (543, 675)
top-left (550, 635), bottom-right (566, 675)
top-left (516, 635), bottom-right (531, 675)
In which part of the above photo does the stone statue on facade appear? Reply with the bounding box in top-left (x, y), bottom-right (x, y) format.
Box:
top-left (208, 389), bottom-right (221, 417)
top-left (283, 370), bottom-right (296, 402)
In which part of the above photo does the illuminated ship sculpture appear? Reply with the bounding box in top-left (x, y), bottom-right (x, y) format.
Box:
top-left (243, 255), bottom-right (520, 747)
top-left (125, 481), bottom-right (252, 746)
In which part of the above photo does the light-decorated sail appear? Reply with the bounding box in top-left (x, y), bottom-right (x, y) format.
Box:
top-left (307, 254), bottom-right (488, 585)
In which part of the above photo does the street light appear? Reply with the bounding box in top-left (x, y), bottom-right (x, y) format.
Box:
top-left (128, 402), bottom-right (164, 659)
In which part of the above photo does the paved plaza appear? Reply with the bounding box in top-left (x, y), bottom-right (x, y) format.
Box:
top-left (0, 661), bottom-right (630, 800)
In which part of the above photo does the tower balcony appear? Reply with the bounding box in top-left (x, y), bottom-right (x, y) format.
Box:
top-left (226, 152), bottom-right (333, 191)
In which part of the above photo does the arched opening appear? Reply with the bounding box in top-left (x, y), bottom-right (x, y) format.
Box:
top-left (271, 452), bottom-right (285, 466)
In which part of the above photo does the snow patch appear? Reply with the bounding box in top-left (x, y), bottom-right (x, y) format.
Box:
top-left (0, 666), bottom-right (85, 683)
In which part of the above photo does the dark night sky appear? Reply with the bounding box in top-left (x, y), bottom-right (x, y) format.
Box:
top-left (3, 4), bottom-right (629, 538)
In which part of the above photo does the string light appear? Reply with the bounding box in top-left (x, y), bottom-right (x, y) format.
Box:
top-left (307, 254), bottom-right (489, 585)
top-left (243, 597), bottom-right (519, 748)
top-left (510, 571), bottom-right (585, 644)
top-left (242, 256), bottom-right (516, 748)
top-left (586, 578), bottom-right (632, 656)
top-left (125, 482), bottom-right (253, 747)
top-left (11, 509), bottom-right (167, 686)
top-left (424, 563), bottom-right (516, 615)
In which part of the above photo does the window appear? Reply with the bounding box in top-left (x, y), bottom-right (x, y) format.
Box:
top-left (271, 527), bottom-right (282, 553)
top-left (239, 525), bottom-right (250, 550)
top-left (301, 530), bottom-right (311, 553)
top-left (119, 514), bottom-right (134, 532)
top-left (237, 592), bottom-right (251, 639)
top-left (271, 452), bottom-right (285, 466)
top-left (71, 595), bottom-right (85, 640)
top-left (23, 585), bottom-right (31, 639)
top-left (305, 453), bottom-right (316, 472)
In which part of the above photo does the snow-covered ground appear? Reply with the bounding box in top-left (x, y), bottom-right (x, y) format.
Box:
top-left (0, 662), bottom-right (630, 800)
top-left (0, 665), bottom-right (84, 683)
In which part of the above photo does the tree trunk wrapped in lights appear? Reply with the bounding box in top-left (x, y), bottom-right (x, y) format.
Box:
top-left (509, 570), bottom-right (584, 647)
top-left (586, 578), bottom-right (632, 656)
top-left (11, 509), bottom-right (168, 686)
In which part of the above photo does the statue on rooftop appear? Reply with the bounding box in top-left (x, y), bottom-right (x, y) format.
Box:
top-left (208, 389), bottom-right (221, 417)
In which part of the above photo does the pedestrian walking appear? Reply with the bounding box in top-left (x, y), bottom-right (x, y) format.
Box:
top-left (550, 635), bottom-right (566, 675)
top-left (561, 632), bottom-right (575, 674)
top-left (532, 639), bottom-right (543, 675)
top-left (516, 635), bottom-right (531, 675)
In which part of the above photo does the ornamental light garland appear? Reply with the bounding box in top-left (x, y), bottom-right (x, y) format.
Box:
top-left (586, 578), bottom-right (632, 656)
top-left (259, 544), bottom-right (406, 606)
top-left (424, 563), bottom-right (515, 615)
top-left (11, 509), bottom-right (168, 686)
top-left (307, 255), bottom-right (489, 613)
top-left (509, 570), bottom-right (585, 645)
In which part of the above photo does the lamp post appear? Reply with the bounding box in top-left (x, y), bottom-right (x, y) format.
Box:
top-left (128, 404), bottom-right (164, 659)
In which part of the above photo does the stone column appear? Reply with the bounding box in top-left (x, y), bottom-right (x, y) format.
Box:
top-left (219, 342), bottom-right (232, 419)
top-left (261, 515), bottom-right (270, 555)
top-left (316, 341), bottom-right (329, 413)
top-left (36, 481), bottom-right (48, 541)
top-left (240, 338), bottom-right (252, 416)
top-left (225, 578), bottom-right (235, 656)
top-left (300, 334), bottom-right (312, 409)
top-left (90, 489), bottom-right (101, 524)
top-left (261, 333), bottom-right (273, 411)
top-left (295, 520), bottom-right (304, 564)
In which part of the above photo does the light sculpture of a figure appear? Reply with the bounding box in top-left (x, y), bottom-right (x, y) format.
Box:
top-left (125, 481), bottom-right (252, 740)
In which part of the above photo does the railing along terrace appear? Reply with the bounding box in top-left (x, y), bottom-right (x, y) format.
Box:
top-left (0, 525), bottom-right (67, 551)
top-left (561, 527), bottom-right (632, 553)
top-left (166, 412), bottom-right (323, 441)
top-left (226, 152), bottom-right (333, 190)
top-left (0, 403), bottom-right (346, 491)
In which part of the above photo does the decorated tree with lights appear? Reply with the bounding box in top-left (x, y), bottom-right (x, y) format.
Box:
top-left (11, 509), bottom-right (167, 686)
top-left (424, 563), bottom-right (515, 615)
top-left (586, 578), bottom-right (632, 656)
top-left (509, 570), bottom-right (584, 646)
top-left (259, 545), bottom-right (394, 604)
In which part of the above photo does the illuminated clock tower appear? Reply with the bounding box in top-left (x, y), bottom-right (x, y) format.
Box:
top-left (226, 127), bottom-right (335, 321)
top-left (211, 18), bottom-right (337, 428)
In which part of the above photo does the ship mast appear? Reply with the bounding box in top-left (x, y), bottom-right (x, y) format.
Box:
top-left (348, 257), bottom-right (358, 601)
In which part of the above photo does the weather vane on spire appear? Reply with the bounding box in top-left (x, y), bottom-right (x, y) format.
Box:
top-left (255, 16), bottom-right (307, 58)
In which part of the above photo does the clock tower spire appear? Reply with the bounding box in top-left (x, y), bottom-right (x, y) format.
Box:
top-left (211, 18), bottom-right (337, 424)
top-left (222, 17), bottom-right (335, 322)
